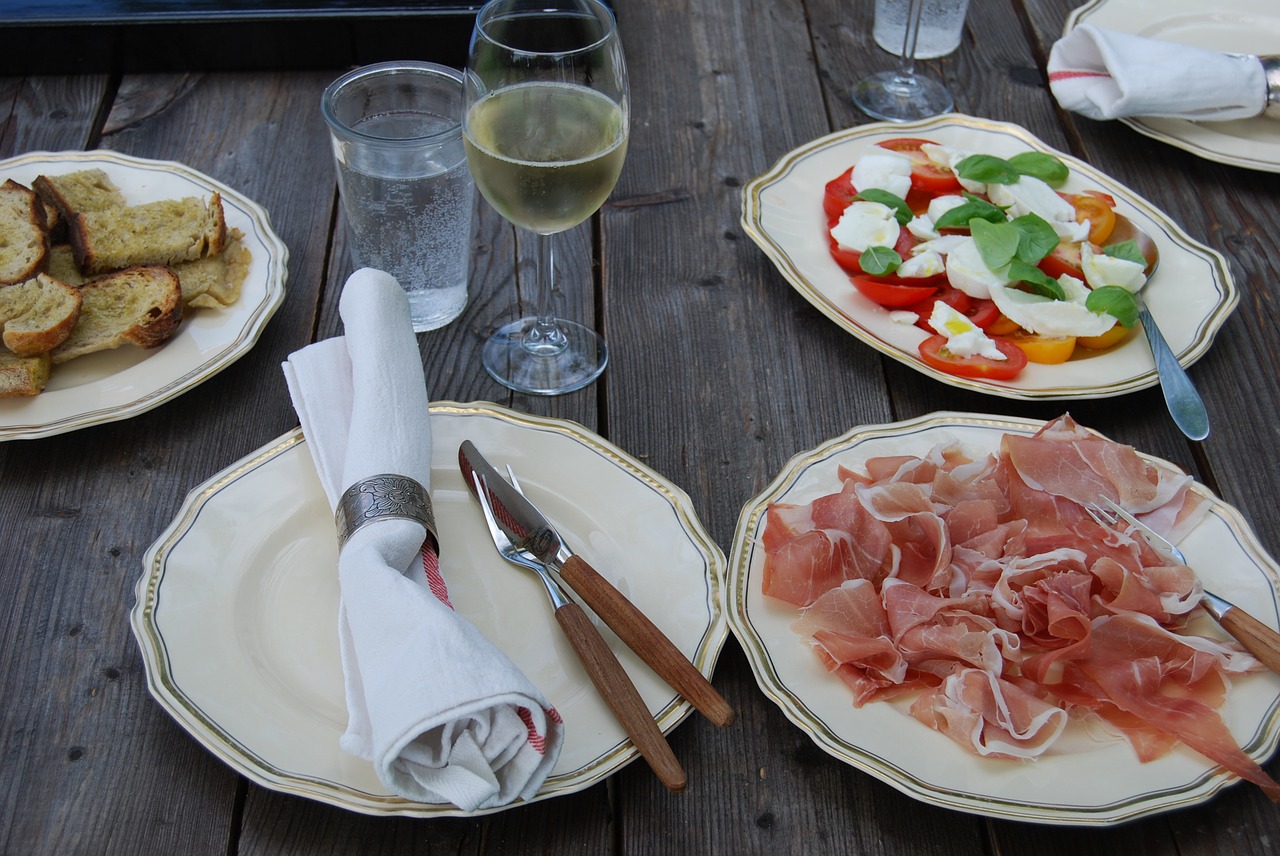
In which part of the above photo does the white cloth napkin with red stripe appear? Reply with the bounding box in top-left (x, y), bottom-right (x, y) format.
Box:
top-left (282, 268), bottom-right (563, 812)
top-left (1048, 24), bottom-right (1267, 121)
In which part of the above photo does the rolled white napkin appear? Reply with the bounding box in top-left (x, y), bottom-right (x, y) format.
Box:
top-left (1048, 24), bottom-right (1267, 121)
top-left (281, 268), bottom-right (563, 812)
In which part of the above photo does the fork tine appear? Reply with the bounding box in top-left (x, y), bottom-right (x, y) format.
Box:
top-left (1100, 496), bottom-right (1187, 564)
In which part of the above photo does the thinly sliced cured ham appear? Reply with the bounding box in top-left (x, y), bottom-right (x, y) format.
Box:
top-left (761, 414), bottom-right (1279, 799)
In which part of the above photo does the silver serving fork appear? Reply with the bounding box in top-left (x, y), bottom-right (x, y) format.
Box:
top-left (1086, 497), bottom-right (1280, 674)
top-left (469, 472), bottom-right (686, 792)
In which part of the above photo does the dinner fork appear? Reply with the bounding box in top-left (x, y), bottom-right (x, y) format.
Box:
top-left (470, 472), bottom-right (687, 792)
top-left (1086, 497), bottom-right (1280, 674)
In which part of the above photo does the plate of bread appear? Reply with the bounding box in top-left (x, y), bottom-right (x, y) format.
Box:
top-left (0, 150), bottom-right (287, 440)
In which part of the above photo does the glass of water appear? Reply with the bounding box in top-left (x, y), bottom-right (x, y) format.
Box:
top-left (852, 0), bottom-right (957, 122)
top-left (322, 62), bottom-right (476, 332)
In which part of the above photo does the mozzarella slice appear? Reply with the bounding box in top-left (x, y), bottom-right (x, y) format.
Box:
top-left (898, 249), bottom-right (945, 278)
top-left (912, 234), bottom-right (969, 257)
top-left (1081, 243), bottom-right (1147, 292)
top-left (945, 237), bottom-right (1011, 300)
top-left (988, 282), bottom-right (1116, 338)
top-left (907, 215), bottom-right (940, 241)
top-left (921, 144), bottom-right (984, 193)
top-left (987, 176), bottom-right (1086, 241)
top-left (930, 302), bottom-right (1006, 360)
top-left (830, 201), bottom-right (900, 253)
top-left (852, 150), bottom-right (913, 200)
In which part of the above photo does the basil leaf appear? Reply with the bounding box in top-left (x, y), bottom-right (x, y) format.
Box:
top-left (1007, 260), bottom-right (1066, 300)
top-left (970, 218), bottom-right (1020, 271)
top-left (1103, 239), bottom-right (1148, 267)
top-left (933, 192), bottom-right (1008, 230)
top-left (956, 154), bottom-right (1020, 185)
top-left (1008, 152), bottom-right (1070, 187)
top-left (858, 245), bottom-right (902, 277)
top-left (1010, 213), bottom-right (1060, 265)
top-left (855, 189), bottom-right (913, 225)
top-left (1086, 285), bottom-right (1140, 328)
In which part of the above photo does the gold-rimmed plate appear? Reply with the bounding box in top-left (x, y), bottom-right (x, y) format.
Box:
top-left (1066, 0), bottom-right (1280, 173)
top-left (0, 150), bottom-right (287, 440)
top-left (726, 411), bottom-right (1280, 825)
top-left (741, 115), bottom-right (1237, 400)
top-left (131, 401), bottom-right (728, 817)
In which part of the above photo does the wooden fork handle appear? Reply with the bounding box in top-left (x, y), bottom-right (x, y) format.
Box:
top-left (1216, 604), bottom-right (1280, 676)
top-left (559, 555), bottom-right (736, 728)
top-left (554, 601), bottom-right (687, 792)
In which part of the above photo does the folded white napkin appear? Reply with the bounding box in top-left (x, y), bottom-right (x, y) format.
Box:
top-left (282, 268), bottom-right (563, 812)
top-left (1048, 24), bottom-right (1267, 121)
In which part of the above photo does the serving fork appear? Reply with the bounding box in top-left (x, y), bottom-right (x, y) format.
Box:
top-left (469, 472), bottom-right (687, 792)
top-left (1087, 497), bottom-right (1280, 674)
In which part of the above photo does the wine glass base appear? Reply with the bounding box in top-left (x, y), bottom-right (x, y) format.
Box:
top-left (482, 317), bottom-right (608, 395)
top-left (852, 70), bottom-right (954, 123)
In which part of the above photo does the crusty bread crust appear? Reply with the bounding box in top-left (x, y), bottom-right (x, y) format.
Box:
top-left (0, 351), bottom-right (51, 397)
top-left (52, 266), bottom-right (183, 364)
top-left (0, 180), bottom-right (50, 285)
top-left (0, 273), bottom-right (83, 356)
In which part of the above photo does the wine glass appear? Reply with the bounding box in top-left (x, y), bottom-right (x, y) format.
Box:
top-left (462, 0), bottom-right (629, 395)
top-left (852, 0), bottom-right (955, 122)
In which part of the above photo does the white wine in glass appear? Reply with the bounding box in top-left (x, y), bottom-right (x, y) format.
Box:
top-left (463, 0), bottom-right (629, 395)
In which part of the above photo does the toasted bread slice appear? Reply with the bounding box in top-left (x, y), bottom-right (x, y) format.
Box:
top-left (0, 274), bottom-right (83, 356)
top-left (67, 192), bottom-right (228, 276)
top-left (52, 266), bottom-right (183, 364)
top-left (0, 351), bottom-right (51, 397)
top-left (44, 245), bottom-right (84, 285)
top-left (0, 180), bottom-right (50, 285)
top-left (33, 168), bottom-right (127, 215)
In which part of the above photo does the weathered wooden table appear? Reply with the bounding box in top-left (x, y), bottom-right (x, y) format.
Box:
top-left (4, 0), bottom-right (1279, 852)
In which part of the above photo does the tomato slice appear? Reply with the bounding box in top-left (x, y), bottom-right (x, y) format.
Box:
top-left (966, 299), bottom-right (1001, 330)
top-left (984, 313), bottom-right (1021, 336)
top-left (1038, 240), bottom-right (1084, 281)
top-left (1065, 190), bottom-right (1117, 245)
top-left (852, 275), bottom-right (938, 308)
top-left (828, 214), bottom-right (920, 275)
top-left (1008, 333), bottom-right (1077, 364)
top-left (823, 167), bottom-right (857, 220)
top-left (877, 138), bottom-right (962, 195)
top-left (918, 334), bottom-right (1028, 380)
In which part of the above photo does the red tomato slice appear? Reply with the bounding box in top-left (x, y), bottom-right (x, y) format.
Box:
top-left (823, 167), bottom-right (857, 220)
top-left (966, 298), bottom-right (1001, 330)
top-left (877, 138), bottom-right (962, 195)
top-left (851, 275), bottom-right (938, 308)
top-left (918, 334), bottom-right (1028, 380)
top-left (1038, 241), bottom-right (1084, 281)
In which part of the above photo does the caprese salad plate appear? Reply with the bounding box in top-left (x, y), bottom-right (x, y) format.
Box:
top-left (741, 115), bottom-right (1237, 400)
top-left (1065, 0), bottom-right (1280, 173)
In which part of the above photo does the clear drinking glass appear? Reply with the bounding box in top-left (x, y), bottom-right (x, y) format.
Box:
top-left (463, 0), bottom-right (629, 395)
top-left (853, 0), bottom-right (955, 122)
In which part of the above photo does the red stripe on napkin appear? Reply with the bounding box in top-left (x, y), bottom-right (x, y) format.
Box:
top-left (1048, 70), bottom-right (1112, 82)
top-left (422, 547), bottom-right (453, 609)
top-left (517, 706), bottom-right (563, 755)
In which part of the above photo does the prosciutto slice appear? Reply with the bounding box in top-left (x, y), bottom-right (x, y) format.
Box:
top-left (761, 414), bottom-right (1279, 798)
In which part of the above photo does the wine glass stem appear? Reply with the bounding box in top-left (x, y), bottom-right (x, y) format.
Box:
top-left (524, 231), bottom-right (569, 357)
top-left (897, 0), bottom-right (924, 78)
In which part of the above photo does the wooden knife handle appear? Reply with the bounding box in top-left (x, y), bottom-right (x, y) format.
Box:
top-left (560, 555), bottom-right (736, 728)
top-left (1218, 605), bottom-right (1280, 676)
top-left (554, 601), bottom-right (687, 793)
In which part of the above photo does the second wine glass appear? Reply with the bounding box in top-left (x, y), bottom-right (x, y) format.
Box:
top-left (463, 0), bottom-right (629, 395)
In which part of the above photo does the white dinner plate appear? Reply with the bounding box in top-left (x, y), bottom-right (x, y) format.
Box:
top-left (741, 115), bottom-right (1237, 400)
top-left (726, 411), bottom-right (1280, 825)
top-left (1065, 0), bottom-right (1280, 172)
top-left (0, 150), bottom-right (288, 440)
top-left (131, 401), bottom-right (729, 817)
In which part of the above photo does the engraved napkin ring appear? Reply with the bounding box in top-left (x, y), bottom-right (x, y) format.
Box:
top-left (335, 474), bottom-right (439, 552)
top-left (1263, 55), bottom-right (1280, 119)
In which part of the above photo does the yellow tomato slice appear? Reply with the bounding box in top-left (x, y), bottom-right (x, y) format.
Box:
top-left (1071, 191), bottom-right (1117, 245)
top-left (1010, 333), bottom-right (1077, 364)
top-left (985, 314), bottom-right (1021, 336)
top-left (1077, 323), bottom-right (1131, 351)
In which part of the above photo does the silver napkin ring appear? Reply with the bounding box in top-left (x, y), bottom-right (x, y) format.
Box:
top-left (335, 474), bottom-right (438, 552)
top-left (1262, 55), bottom-right (1280, 119)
